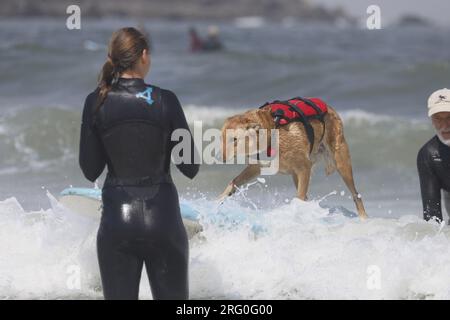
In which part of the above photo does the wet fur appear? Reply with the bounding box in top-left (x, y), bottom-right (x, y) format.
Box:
top-left (218, 105), bottom-right (368, 220)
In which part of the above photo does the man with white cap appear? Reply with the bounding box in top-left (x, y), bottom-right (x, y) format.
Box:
top-left (417, 88), bottom-right (450, 223)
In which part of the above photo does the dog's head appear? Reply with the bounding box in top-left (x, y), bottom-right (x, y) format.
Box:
top-left (218, 108), bottom-right (273, 162)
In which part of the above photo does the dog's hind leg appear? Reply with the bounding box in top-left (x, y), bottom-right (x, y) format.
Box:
top-left (218, 164), bottom-right (261, 202)
top-left (332, 140), bottom-right (368, 220)
top-left (324, 108), bottom-right (368, 220)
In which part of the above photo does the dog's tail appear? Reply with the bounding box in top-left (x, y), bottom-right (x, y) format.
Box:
top-left (320, 106), bottom-right (341, 176)
top-left (320, 143), bottom-right (336, 176)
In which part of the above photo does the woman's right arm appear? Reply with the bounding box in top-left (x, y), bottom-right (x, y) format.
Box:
top-left (163, 89), bottom-right (200, 179)
top-left (79, 90), bottom-right (106, 182)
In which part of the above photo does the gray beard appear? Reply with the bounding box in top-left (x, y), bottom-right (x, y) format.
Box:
top-left (436, 130), bottom-right (450, 147)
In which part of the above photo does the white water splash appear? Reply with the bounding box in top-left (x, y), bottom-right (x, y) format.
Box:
top-left (1, 193), bottom-right (450, 299)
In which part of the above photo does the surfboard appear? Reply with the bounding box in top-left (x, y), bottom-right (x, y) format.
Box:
top-left (59, 188), bottom-right (203, 239)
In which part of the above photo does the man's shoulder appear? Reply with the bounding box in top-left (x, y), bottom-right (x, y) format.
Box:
top-left (419, 136), bottom-right (439, 155)
top-left (418, 136), bottom-right (440, 165)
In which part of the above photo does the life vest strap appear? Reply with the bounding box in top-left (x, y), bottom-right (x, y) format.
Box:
top-left (284, 101), bottom-right (316, 154)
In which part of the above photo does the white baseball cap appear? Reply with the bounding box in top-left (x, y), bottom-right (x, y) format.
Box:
top-left (428, 88), bottom-right (450, 117)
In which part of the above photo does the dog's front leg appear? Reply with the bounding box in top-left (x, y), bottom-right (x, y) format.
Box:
top-left (295, 165), bottom-right (312, 201)
top-left (218, 164), bottom-right (261, 202)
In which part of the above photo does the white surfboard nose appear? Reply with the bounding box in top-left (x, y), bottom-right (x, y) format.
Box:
top-left (58, 188), bottom-right (203, 239)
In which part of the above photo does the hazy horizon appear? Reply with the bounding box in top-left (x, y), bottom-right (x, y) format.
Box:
top-left (313, 0), bottom-right (450, 26)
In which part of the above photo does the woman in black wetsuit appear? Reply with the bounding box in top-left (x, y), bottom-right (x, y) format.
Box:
top-left (79, 27), bottom-right (199, 300)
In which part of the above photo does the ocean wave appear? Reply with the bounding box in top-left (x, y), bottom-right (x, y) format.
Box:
top-left (340, 109), bottom-right (400, 124)
top-left (234, 17), bottom-right (266, 29)
top-left (189, 197), bottom-right (450, 299)
top-left (0, 105), bottom-right (435, 175)
top-left (0, 193), bottom-right (448, 299)
top-left (0, 193), bottom-right (101, 299)
top-left (83, 40), bottom-right (107, 52)
top-left (186, 104), bottom-right (429, 125)
top-left (183, 104), bottom-right (241, 125)
top-left (0, 107), bottom-right (79, 174)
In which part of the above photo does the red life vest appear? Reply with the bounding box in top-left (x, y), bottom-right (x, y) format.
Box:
top-left (268, 97), bottom-right (328, 125)
top-left (259, 97), bottom-right (328, 154)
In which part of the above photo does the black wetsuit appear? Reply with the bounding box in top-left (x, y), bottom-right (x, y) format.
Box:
top-left (79, 78), bottom-right (199, 300)
top-left (417, 135), bottom-right (450, 223)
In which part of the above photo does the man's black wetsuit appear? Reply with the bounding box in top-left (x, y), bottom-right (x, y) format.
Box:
top-left (417, 135), bottom-right (450, 222)
top-left (79, 78), bottom-right (199, 300)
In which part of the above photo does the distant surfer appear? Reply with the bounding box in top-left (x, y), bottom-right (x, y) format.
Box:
top-left (79, 27), bottom-right (199, 300)
top-left (189, 25), bottom-right (223, 53)
top-left (189, 27), bottom-right (203, 53)
top-left (417, 89), bottom-right (450, 223)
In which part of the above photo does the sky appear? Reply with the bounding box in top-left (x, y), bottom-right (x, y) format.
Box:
top-left (312, 0), bottom-right (450, 26)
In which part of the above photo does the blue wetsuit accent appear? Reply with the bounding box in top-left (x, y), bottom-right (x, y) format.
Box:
top-left (135, 87), bottom-right (154, 105)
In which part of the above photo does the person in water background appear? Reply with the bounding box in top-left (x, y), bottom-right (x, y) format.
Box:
top-left (79, 27), bottom-right (199, 300)
top-left (188, 25), bottom-right (223, 53)
top-left (417, 88), bottom-right (450, 224)
top-left (188, 27), bottom-right (203, 53)
top-left (203, 25), bottom-right (223, 51)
